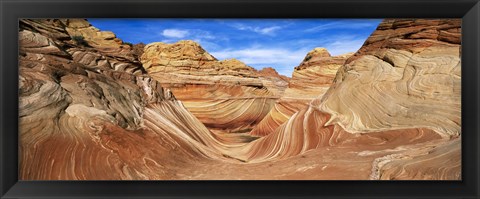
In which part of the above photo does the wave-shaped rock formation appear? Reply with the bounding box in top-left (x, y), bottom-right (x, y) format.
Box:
top-left (19, 19), bottom-right (229, 180)
top-left (250, 48), bottom-right (352, 136)
top-left (140, 41), bottom-right (288, 133)
top-left (240, 19), bottom-right (461, 179)
top-left (321, 19), bottom-right (461, 137)
top-left (20, 18), bottom-right (461, 180)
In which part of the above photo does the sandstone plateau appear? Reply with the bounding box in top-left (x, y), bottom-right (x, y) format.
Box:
top-left (19, 19), bottom-right (461, 180)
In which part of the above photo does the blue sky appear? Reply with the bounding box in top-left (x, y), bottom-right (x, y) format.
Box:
top-left (88, 19), bottom-right (382, 77)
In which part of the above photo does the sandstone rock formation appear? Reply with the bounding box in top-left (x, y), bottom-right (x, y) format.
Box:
top-left (255, 67), bottom-right (290, 98)
top-left (289, 48), bottom-right (353, 98)
top-left (19, 18), bottom-right (461, 180)
top-left (19, 19), bottom-right (228, 180)
top-left (140, 41), bottom-right (288, 133)
top-left (131, 42), bottom-right (146, 60)
top-left (22, 19), bottom-right (145, 75)
top-left (250, 48), bottom-right (352, 136)
top-left (257, 67), bottom-right (290, 82)
top-left (321, 19), bottom-right (461, 137)
top-left (239, 19), bottom-right (461, 180)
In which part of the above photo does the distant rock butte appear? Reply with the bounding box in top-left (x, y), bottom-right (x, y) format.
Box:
top-left (141, 41), bottom-right (288, 132)
top-left (256, 67), bottom-right (290, 99)
top-left (250, 48), bottom-right (352, 136)
top-left (142, 41), bottom-right (256, 77)
top-left (257, 67), bottom-right (290, 82)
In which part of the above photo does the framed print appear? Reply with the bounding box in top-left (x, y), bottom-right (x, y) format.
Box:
top-left (1, 0), bottom-right (479, 198)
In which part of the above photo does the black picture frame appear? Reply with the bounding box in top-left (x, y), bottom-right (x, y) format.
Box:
top-left (1, 0), bottom-right (479, 198)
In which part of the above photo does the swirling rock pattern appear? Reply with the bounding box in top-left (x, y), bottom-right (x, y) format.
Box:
top-left (239, 103), bottom-right (443, 162)
top-left (250, 48), bottom-right (352, 136)
top-left (370, 138), bottom-right (460, 180)
top-left (289, 48), bottom-right (353, 98)
top-left (19, 19), bottom-right (227, 180)
top-left (20, 19), bottom-right (461, 180)
top-left (21, 19), bottom-right (145, 75)
top-left (239, 19), bottom-right (461, 179)
top-left (320, 19), bottom-right (461, 138)
top-left (141, 41), bottom-right (288, 132)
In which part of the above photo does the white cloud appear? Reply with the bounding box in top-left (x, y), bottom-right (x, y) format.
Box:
top-left (323, 39), bottom-right (365, 56)
top-left (162, 29), bottom-right (189, 38)
top-left (211, 47), bottom-right (310, 77)
top-left (160, 29), bottom-right (223, 48)
top-left (320, 35), bottom-right (368, 56)
top-left (305, 21), bottom-right (378, 32)
top-left (195, 30), bottom-right (216, 40)
top-left (193, 39), bottom-right (221, 51)
top-left (159, 38), bottom-right (174, 42)
top-left (209, 35), bottom-right (368, 77)
top-left (233, 24), bottom-right (283, 36)
top-left (283, 35), bottom-right (367, 56)
top-left (255, 26), bottom-right (282, 35)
